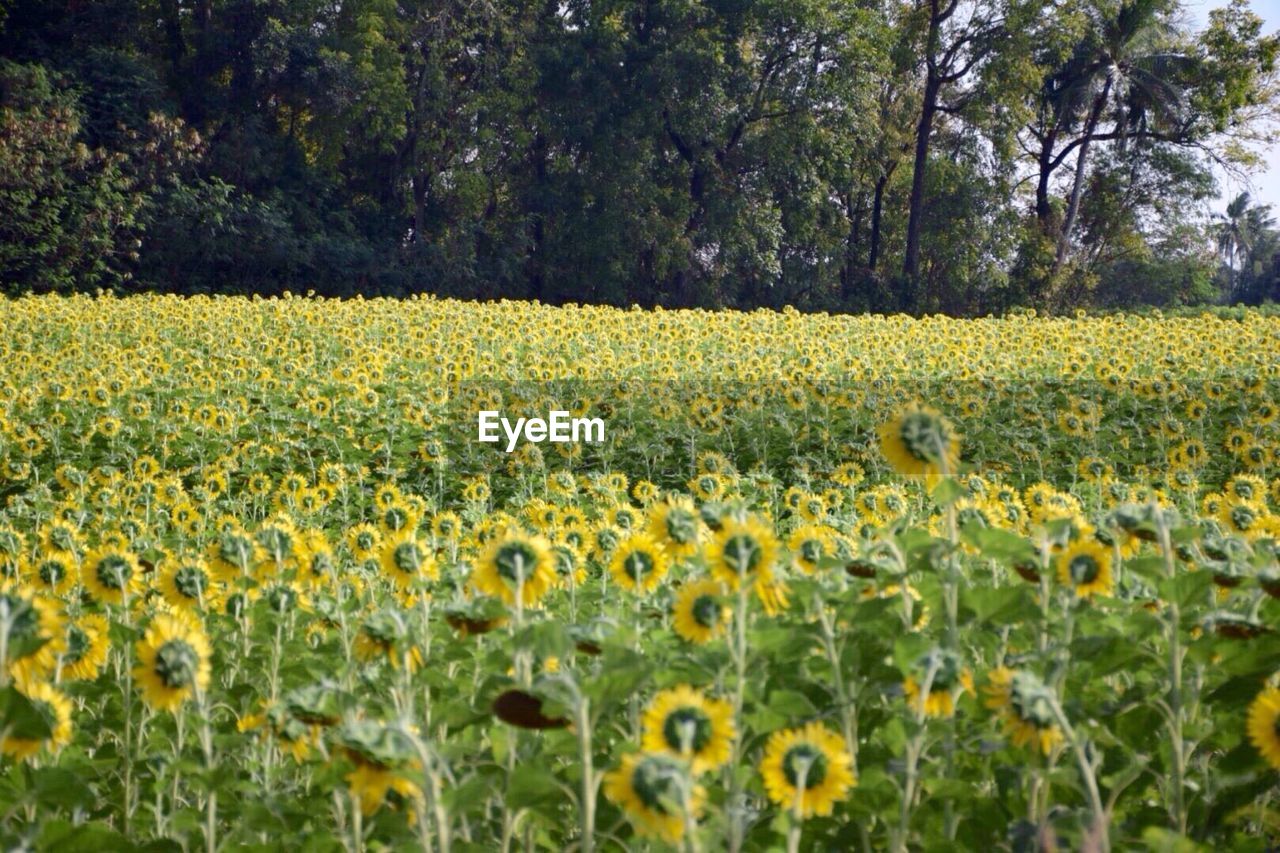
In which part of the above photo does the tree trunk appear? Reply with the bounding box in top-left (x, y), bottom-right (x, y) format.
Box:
top-left (870, 170), bottom-right (891, 272)
top-left (902, 75), bottom-right (940, 294)
top-left (412, 172), bottom-right (429, 244)
top-left (1054, 79), bottom-right (1111, 270)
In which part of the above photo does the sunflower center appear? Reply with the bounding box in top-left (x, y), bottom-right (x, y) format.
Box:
top-left (1231, 506), bottom-right (1256, 530)
top-left (1068, 554), bottom-right (1100, 585)
top-left (49, 527), bottom-right (76, 551)
top-left (383, 507), bottom-right (410, 532)
top-left (782, 743), bottom-right (828, 789)
top-left (393, 542), bottom-right (422, 574)
top-left (662, 706), bottom-right (712, 753)
top-left (495, 541), bottom-right (537, 584)
top-left (799, 539), bottom-right (823, 564)
top-left (630, 755), bottom-right (683, 815)
top-left (665, 510), bottom-right (698, 544)
top-left (621, 550), bottom-right (654, 584)
top-left (722, 534), bottom-right (762, 577)
top-left (691, 595), bottom-right (720, 628)
top-left (96, 554), bottom-right (132, 590)
top-left (154, 639), bottom-right (199, 688)
top-left (258, 528), bottom-right (293, 562)
top-left (174, 565), bottom-right (208, 599)
top-left (219, 533), bottom-right (255, 570)
top-left (266, 585), bottom-right (297, 613)
top-left (38, 559), bottom-right (66, 587)
top-left (64, 625), bottom-right (90, 663)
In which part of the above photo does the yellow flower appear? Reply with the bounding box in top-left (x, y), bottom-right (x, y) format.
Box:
top-left (1056, 538), bottom-right (1113, 598)
top-left (609, 533), bottom-right (671, 594)
top-left (878, 405), bottom-right (961, 485)
top-left (706, 515), bottom-right (779, 591)
top-left (759, 722), bottom-right (855, 818)
top-left (647, 496), bottom-right (703, 559)
top-left (903, 649), bottom-right (974, 719)
top-left (0, 680), bottom-right (73, 762)
top-left (379, 529), bottom-right (438, 592)
top-left (81, 546), bottom-right (143, 605)
top-left (1246, 685), bottom-right (1280, 771)
top-left (984, 667), bottom-right (1063, 756)
top-left (57, 614), bottom-right (111, 681)
top-left (672, 579), bottom-right (730, 644)
top-left (641, 685), bottom-right (735, 774)
top-left (604, 752), bottom-right (703, 843)
top-left (133, 612), bottom-right (212, 712)
top-left (472, 531), bottom-right (556, 608)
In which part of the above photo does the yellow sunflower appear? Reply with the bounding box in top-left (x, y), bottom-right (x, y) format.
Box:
top-left (902, 648), bottom-right (974, 719)
top-left (0, 586), bottom-right (65, 681)
top-left (672, 579), bottom-right (730, 644)
top-left (609, 533), bottom-right (671, 594)
top-left (1056, 538), bottom-right (1113, 598)
top-left (379, 529), bottom-right (438, 592)
top-left (81, 546), bottom-right (143, 605)
top-left (472, 531), bottom-right (556, 608)
top-left (878, 405), bottom-right (961, 485)
top-left (759, 721), bottom-right (856, 818)
top-left (604, 751), bottom-right (704, 843)
top-left (1246, 685), bottom-right (1280, 770)
top-left (25, 549), bottom-right (78, 597)
top-left (706, 515), bottom-right (779, 591)
top-left (641, 685), bottom-right (735, 774)
top-left (160, 556), bottom-right (222, 613)
top-left (984, 667), bottom-right (1063, 756)
top-left (57, 613), bottom-right (111, 681)
top-left (0, 680), bottom-right (73, 762)
top-left (133, 612), bottom-right (212, 712)
top-left (647, 496), bottom-right (703, 559)
top-left (787, 524), bottom-right (836, 574)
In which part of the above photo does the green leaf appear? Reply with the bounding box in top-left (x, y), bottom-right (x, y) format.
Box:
top-left (960, 524), bottom-right (1036, 564)
top-left (0, 686), bottom-right (52, 740)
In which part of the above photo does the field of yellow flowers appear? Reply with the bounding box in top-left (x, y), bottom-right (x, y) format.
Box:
top-left (0, 293), bottom-right (1278, 851)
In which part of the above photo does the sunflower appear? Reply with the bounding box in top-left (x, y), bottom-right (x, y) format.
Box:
top-left (160, 556), bottom-right (222, 613)
top-left (81, 546), bottom-right (142, 605)
top-left (1246, 685), bottom-right (1280, 770)
top-left (641, 685), bottom-right (735, 774)
top-left (346, 522), bottom-right (382, 562)
top-left (338, 720), bottom-right (424, 816)
top-left (609, 533), bottom-right (671, 594)
top-left (604, 751), bottom-right (704, 843)
top-left (672, 579), bottom-right (730, 644)
top-left (472, 531), bottom-right (556, 608)
top-left (133, 612), bottom-right (212, 712)
top-left (706, 515), bottom-right (779, 591)
top-left (0, 680), bottom-right (73, 762)
top-left (208, 525), bottom-right (263, 581)
top-left (902, 648), bottom-right (974, 719)
top-left (379, 529), bottom-right (438, 592)
top-left (1056, 538), bottom-right (1113, 598)
top-left (0, 585), bottom-right (65, 681)
top-left (25, 549), bottom-right (78, 597)
top-left (878, 405), bottom-right (961, 485)
top-left (57, 613), bottom-right (111, 681)
top-left (759, 722), bottom-right (856, 818)
top-left (354, 608), bottom-right (424, 672)
top-left (984, 667), bottom-right (1063, 755)
top-left (788, 524), bottom-right (836, 574)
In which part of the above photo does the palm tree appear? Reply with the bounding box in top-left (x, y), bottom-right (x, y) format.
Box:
top-left (1050, 0), bottom-right (1195, 270)
top-left (1217, 192), bottom-right (1275, 298)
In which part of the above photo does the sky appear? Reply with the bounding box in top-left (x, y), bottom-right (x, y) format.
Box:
top-left (1185, 0), bottom-right (1280, 213)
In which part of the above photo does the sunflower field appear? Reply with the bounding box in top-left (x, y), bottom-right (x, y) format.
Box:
top-left (1, 294), bottom-right (1279, 851)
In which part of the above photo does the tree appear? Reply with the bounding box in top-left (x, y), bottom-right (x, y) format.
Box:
top-left (1216, 192), bottom-right (1276, 300)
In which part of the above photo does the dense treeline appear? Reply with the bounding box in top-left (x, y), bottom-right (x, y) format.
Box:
top-left (1, 0), bottom-right (1279, 312)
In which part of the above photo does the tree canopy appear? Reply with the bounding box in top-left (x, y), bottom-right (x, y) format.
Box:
top-left (2, 0), bottom-right (1278, 312)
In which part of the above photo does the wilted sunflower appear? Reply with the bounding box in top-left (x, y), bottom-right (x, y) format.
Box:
top-left (609, 533), bottom-right (671, 594)
top-left (604, 751), bottom-right (703, 843)
top-left (641, 685), bottom-right (734, 774)
top-left (133, 612), bottom-right (212, 712)
top-left (1056, 539), bottom-right (1113, 598)
top-left (878, 405), bottom-right (961, 485)
top-left (759, 721), bottom-right (856, 818)
top-left (338, 720), bottom-right (424, 816)
top-left (672, 579), bottom-right (730, 644)
top-left (81, 546), bottom-right (142, 605)
top-left (379, 529), bottom-right (438, 592)
top-left (472, 531), bottom-right (556, 608)
top-left (984, 667), bottom-right (1063, 755)
top-left (1246, 685), bottom-right (1280, 770)
top-left (354, 608), bottom-right (423, 672)
top-left (0, 680), bottom-right (73, 762)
